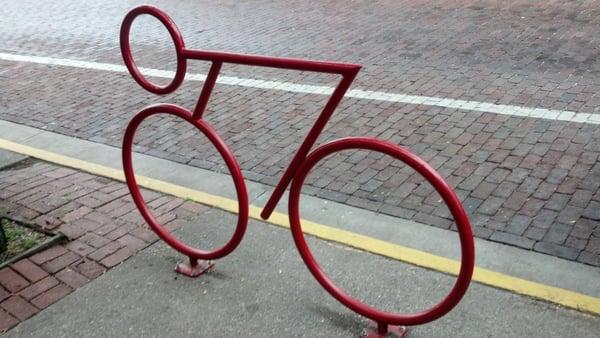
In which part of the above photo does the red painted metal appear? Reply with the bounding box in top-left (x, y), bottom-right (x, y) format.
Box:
top-left (193, 61), bottom-right (222, 119)
top-left (120, 6), bottom-right (187, 94)
top-left (260, 72), bottom-right (358, 220)
top-left (120, 4), bottom-right (475, 331)
top-left (182, 49), bottom-right (360, 75)
top-left (120, 5), bottom-right (361, 221)
top-left (122, 104), bottom-right (249, 261)
top-left (288, 137), bottom-right (475, 326)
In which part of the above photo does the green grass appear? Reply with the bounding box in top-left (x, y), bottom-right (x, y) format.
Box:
top-left (1, 218), bottom-right (49, 263)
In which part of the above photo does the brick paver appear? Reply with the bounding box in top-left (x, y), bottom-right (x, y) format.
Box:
top-left (0, 160), bottom-right (212, 333)
top-left (0, 296), bottom-right (39, 321)
top-left (0, 269), bottom-right (29, 293)
top-left (10, 259), bottom-right (48, 283)
top-left (0, 1), bottom-right (598, 269)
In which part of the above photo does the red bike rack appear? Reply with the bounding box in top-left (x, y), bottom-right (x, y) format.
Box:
top-left (120, 5), bottom-right (475, 336)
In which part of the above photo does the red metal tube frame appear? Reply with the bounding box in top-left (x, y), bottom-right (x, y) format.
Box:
top-left (122, 103), bottom-right (249, 260)
top-left (120, 4), bottom-right (475, 332)
top-left (120, 5), bottom-right (361, 220)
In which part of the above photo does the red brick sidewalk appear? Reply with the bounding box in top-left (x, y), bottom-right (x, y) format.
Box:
top-left (0, 159), bottom-right (210, 333)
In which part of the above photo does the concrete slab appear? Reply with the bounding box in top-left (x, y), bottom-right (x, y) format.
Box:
top-left (0, 148), bottom-right (26, 169)
top-left (0, 120), bottom-right (266, 201)
top-left (7, 208), bottom-right (600, 337)
top-left (0, 120), bottom-right (43, 142)
top-left (257, 191), bottom-right (600, 298)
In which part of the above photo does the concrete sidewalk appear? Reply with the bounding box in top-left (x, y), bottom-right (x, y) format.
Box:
top-left (6, 207), bottom-right (600, 337)
top-left (0, 127), bottom-right (599, 336)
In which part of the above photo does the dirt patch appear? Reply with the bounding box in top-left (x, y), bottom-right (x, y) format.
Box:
top-left (0, 218), bottom-right (50, 263)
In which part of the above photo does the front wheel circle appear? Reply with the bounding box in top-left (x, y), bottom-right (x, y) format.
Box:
top-left (288, 137), bottom-right (475, 326)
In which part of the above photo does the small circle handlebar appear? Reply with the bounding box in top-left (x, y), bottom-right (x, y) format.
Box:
top-left (120, 5), bottom-right (187, 94)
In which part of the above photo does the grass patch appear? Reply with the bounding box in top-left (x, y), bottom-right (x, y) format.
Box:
top-left (0, 218), bottom-right (50, 263)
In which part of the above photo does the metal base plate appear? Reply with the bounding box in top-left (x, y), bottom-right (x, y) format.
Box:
top-left (175, 260), bottom-right (214, 277)
top-left (361, 322), bottom-right (407, 338)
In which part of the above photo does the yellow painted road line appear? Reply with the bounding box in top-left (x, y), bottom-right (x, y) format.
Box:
top-left (0, 137), bottom-right (599, 316)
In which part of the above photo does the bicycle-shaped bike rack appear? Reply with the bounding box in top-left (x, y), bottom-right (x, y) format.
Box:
top-left (120, 5), bottom-right (475, 337)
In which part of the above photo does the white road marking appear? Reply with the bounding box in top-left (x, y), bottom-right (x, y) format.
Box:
top-left (1, 52), bottom-right (598, 125)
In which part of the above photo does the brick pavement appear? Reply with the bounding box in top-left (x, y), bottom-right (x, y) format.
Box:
top-left (1, 0), bottom-right (599, 112)
top-left (0, 0), bottom-right (599, 264)
top-left (0, 159), bottom-right (212, 333)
